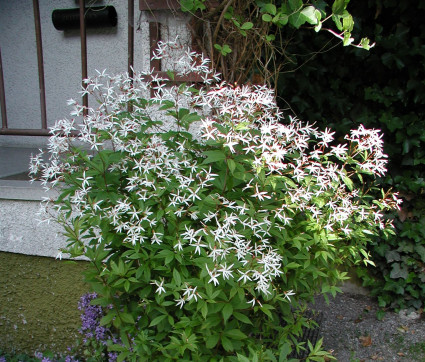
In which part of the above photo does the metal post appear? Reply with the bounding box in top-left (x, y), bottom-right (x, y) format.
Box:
top-left (0, 48), bottom-right (8, 130)
top-left (128, 0), bottom-right (134, 79)
top-left (149, 22), bottom-right (161, 97)
top-left (33, 0), bottom-right (47, 129)
top-left (128, 0), bottom-right (134, 112)
top-left (79, 0), bottom-right (88, 116)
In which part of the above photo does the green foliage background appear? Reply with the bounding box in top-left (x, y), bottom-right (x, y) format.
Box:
top-left (276, 1), bottom-right (425, 310)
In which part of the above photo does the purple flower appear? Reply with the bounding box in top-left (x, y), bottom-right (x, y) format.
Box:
top-left (78, 292), bottom-right (122, 342)
top-left (75, 292), bottom-right (130, 359)
top-left (64, 356), bottom-right (79, 362)
top-left (78, 292), bottom-right (107, 341)
top-left (108, 351), bottom-right (118, 362)
top-left (95, 325), bottom-right (107, 341)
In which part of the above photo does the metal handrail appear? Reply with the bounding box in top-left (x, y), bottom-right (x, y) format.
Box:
top-left (0, 0), bottom-right (202, 137)
top-left (0, 0), bottom-right (131, 136)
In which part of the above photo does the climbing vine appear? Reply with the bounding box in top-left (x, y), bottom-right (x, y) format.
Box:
top-left (180, 0), bottom-right (373, 86)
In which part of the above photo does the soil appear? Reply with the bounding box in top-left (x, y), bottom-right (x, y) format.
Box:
top-left (311, 292), bottom-right (425, 361)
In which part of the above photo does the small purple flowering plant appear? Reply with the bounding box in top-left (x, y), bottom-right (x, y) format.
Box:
top-left (78, 292), bottom-right (109, 344)
top-left (72, 292), bottom-right (118, 362)
top-left (30, 40), bottom-right (400, 360)
top-left (0, 293), bottom-right (117, 362)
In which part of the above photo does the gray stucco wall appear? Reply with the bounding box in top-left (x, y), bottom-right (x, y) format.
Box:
top-left (0, 0), bottom-right (191, 148)
top-left (0, 194), bottom-right (68, 258)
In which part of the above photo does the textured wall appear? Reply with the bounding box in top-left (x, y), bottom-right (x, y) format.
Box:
top-left (0, 0), bottom-right (141, 133)
top-left (0, 252), bottom-right (89, 355)
top-left (0, 0), bottom-right (191, 148)
top-left (0, 198), bottom-right (70, 258)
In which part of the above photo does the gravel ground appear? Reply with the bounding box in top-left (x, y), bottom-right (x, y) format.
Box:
top-left (311, 292), bottom-right (425, 361)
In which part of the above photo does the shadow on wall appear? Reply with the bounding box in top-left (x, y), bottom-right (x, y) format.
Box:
top-left (0, 252), bottom-right (89, 355)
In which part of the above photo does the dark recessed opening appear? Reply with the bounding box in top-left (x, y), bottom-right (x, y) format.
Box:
top-left (52, 6), bottom-right (117, 31)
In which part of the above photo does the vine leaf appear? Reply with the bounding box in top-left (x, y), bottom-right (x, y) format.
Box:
top-left (390, 263), bottom-right (408, 280)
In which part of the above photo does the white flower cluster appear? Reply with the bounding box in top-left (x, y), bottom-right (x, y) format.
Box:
top-left (30, 40), bottom-right (400, 308)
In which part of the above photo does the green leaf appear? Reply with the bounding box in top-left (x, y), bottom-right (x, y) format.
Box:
top-left (224, 8), bottom-right (233, 19)
top-left (275, 14), bottom-right (289, 26)
top-left (227, 158), bottom-right (236, 174)
top-left (263, 3), bottom-right (277, 15)
top-left (201, 301), bottom-right (208, 319)
top-left (300, 6), bottom-right (319, 25)
top-left (403, 139), bottom-right (410, 154)
top-left (289, 11), bottom-right (307, 29)
top-left (99, 311), bottom-right (116, 326)
top-left (109, 344), bottom-right (126, 352)
top-left (390, 263), bottom-right (408, 280)
top-left (385, 250), bottom-right (401, 262)
top-left (221, 335), bottom-right (234, 352)
top-left (166, 70), bottom-right (175, 81)
top-left (285, 262), bottom-right (300, 270)
top-left (241, 22), bottom-right (254, 30)
top-left (149, 314), bottom-right (167, 327)
top-left (343, 176), bottom-right (353, 191)
top-left (90, 296), bottom-right (112, 307)
top-left (262, 13), bottom-right (273, 22)
top-left (343, 31), bottom-right (353, 46)
top-left (124, 280), bottom-right (130, 293)
top-left (260, 304), bottom-right (274, 319)
top-left (181, 112), bottom-right (202, 124)
top-left (117, 351), bottom-right (131, 362)
top-left (173, 268), bottom-right (182, 286)
top-left (415, 245), bottom-right (425, 262)
top-left (265, 34), bottom-right (276, 42)
top-left (203, 150), bottom-right (226, 164)
top-left (233, 311), bottom-right (253, 325)
top-left (120, 312), bottom-right (135, 324)
top-left (180, 0), bottom-right (192, 11)
top-left (179, 0), bottom-right (206, 12)
top-left (288, 0), bottom-right (303, 11)
top-left (158, 100), bottom-right (175, 110)
top-left (315, 22), bottom-right (322, 32)
top-left (237, 353), bottom-right (251, 362)
top-left (222, 303), bottom-right (233, 324)
top-left (279, 342), bottom-right (291, 362)
top-left (224, 329), bottom-right (247, 340)
top-left (360, 37), bottom-right (372, 50)
top-left (214, 44), bottom-right (232, 55)
top-left (342, 13), bottom-right (354, 32)
top-left (206, 334), bottom-right (220, 349)
top-left (223, 44), bottom-right (231, 53)
top-left (332, 0), bottom-right (348, 15)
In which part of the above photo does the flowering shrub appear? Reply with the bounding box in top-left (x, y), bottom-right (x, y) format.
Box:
top-left (30, 40), bottom-right (400, 361)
